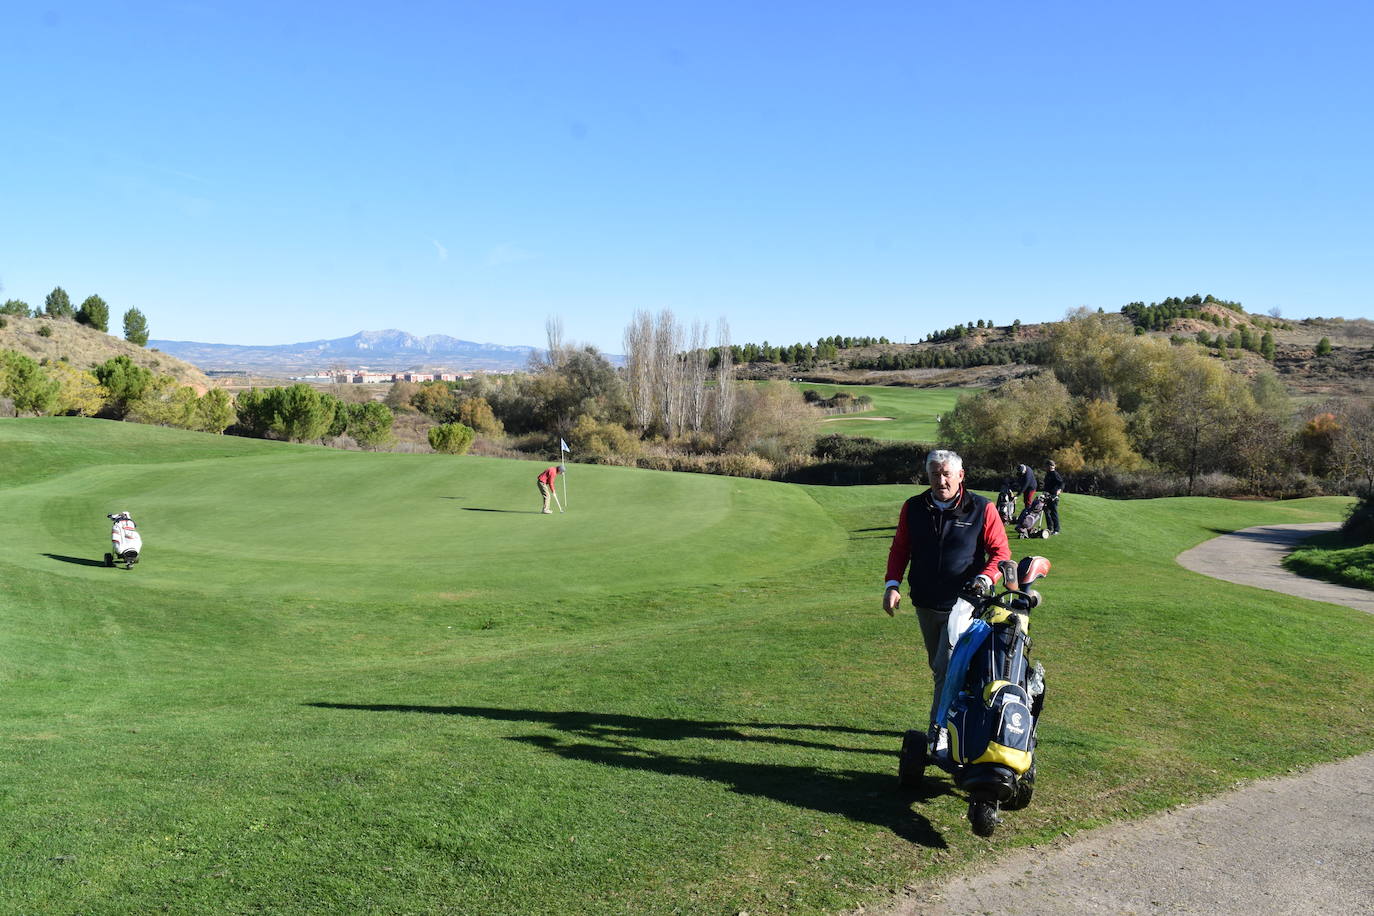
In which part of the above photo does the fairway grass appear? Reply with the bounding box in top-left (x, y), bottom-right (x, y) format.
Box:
top-left (2, 418), bottom-right (1371, 915)
top-left (788, 382), bottom-right (973, 442)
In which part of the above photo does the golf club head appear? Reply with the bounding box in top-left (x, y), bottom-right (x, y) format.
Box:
top-left (998, 559), bottom-right (1018, 592)
top-left (1017, 556), bottom-right (1051, 587)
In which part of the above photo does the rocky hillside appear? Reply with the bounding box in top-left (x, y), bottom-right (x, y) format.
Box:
top-left (0, 315), bottom-right (212, 391)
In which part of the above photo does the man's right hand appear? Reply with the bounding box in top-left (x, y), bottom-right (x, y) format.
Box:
top-left (883, 586), bottom-right (901, 616)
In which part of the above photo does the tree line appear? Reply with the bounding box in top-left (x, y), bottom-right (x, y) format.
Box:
top-left (937, 309), bottom-right (1374, 497)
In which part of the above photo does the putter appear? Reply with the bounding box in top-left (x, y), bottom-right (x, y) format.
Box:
top-left (552, 491), bottom-right (564, 513)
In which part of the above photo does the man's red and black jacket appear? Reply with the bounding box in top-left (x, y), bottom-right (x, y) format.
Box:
top-left (884, 487), bottom-right (1011, 611)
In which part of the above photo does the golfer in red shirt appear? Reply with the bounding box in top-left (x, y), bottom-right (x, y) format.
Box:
top-left (537, 464), bottom-right (565, 514)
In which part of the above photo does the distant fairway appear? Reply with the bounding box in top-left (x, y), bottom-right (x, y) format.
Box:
top-left (789, 382), bottom-right (974, 442)
top-left (2, 418), bottom-right (1372, 915)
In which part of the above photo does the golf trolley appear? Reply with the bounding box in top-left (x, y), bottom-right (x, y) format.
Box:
top-left (1015, 494), bottom-right (1051, 539)
top-left (996, 485), bottom-right (1017, 524)
top-left (899, 556), bottom-right (1050, 837)
top-left (104, 512), bottom-right (142, 570)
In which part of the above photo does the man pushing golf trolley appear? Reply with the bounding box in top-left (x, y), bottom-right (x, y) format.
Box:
top-left (898, 555), bottom-right (1049, 836)
top-left (882, 448), bottom-right (1051, 836)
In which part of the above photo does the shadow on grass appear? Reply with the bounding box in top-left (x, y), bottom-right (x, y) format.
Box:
top-left (307, 702), bottom-right (949, 847)
top-left (1202, 524), bottom-right (1337, 544)
top-left (850, 525), bottom-right (897, 541)
top-left (460, 507), bottom-right (544, 514)
top-left (43, 553), bottom-right (108, 567)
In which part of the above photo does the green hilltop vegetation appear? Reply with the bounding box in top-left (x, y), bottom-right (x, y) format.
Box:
top-left (1, 417), bottom-right (1371, 914)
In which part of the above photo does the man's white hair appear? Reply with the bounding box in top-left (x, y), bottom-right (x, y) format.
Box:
top-left (925, 449), bottom-right (963, 474)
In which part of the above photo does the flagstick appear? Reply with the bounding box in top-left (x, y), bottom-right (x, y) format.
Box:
top-left (560, 439), bottom-right (571, 510)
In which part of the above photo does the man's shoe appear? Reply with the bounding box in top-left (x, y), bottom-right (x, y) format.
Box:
top-left (927, 727), bottom-right (949, 760)
top-left (541, 509), bottom-right (553, 514)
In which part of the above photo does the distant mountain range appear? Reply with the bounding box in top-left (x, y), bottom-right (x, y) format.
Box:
top-left (149, 329), bottom-right (541, 374)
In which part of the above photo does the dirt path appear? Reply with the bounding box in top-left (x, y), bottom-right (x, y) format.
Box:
top-left (865, 523), bottom-right (1374, 916)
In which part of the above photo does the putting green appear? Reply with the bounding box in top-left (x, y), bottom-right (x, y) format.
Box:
top-left (3, 445), bottom-right (842, 604)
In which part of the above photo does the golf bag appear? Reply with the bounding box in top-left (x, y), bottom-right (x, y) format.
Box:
top-left (898, 556), bottom-right (1050, 837)
top-left (1015, 494), bottom-right (1049, 539)
top-left (105, 512), bottom-right (141, 569)
top-left (996, 486), bottom-right (1016, 524)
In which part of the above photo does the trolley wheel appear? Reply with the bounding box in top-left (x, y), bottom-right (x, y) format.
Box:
top-left (1004, 764), bottom-right (1036, 811)
top-left (104, 553), bottom-right (114, 567)
top-left (969, 800), bottom-right (1000, 837)
top-left (898, 729), bottom-right (927, 789)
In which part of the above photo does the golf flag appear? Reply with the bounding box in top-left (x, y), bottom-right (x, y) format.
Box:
top-left (559, 439), bottom-right (570, 509)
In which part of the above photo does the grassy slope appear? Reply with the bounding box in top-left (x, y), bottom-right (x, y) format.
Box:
top-left (0, 316), bottom-right (211, 389)
top-left (788, 382), bottom-right (972, 442)
top-left (1, 418), bottom-right (1370, 915)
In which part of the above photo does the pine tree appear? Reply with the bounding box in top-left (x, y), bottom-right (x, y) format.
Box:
top-left (123, 308), bottom-right (150, 346)
top-left (44, 287), bottom-right (73, 319)
top-left (77, 295), bottom-right (110, 332)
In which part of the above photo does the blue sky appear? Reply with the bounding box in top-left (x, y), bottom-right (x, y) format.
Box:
top-left (3, 1), bottom-right (1371, 352)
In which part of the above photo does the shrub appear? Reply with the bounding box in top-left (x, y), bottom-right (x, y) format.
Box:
top-left (569, 415), bottom-right (641, 458)
top-left (1344, 492), bottom-right (1374, 544)
top-left (343, 401), bottom-right (396, 450)
top-left (0, 349), bottom-right (60, 415)
top-left (428, 422), bottom-right (475, 454)
top-left (727, 382), bottom-right (817, 467)
top-left (46, 362), bottom-right (106, 417)
top-left (786, 434), bottom-right (932, 485)
top-left (93, 355), bottom-right (154, 418)
top-left (196, 388), bottom-right (236, 434)
top-left (706, 452), bottom-right (775, 478)
top-left (457, 395), bottom-right (504, 436)
top-left (38, 324), bottom-right (53, 338)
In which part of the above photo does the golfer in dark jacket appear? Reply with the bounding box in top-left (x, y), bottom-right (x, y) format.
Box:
top-left (1014, 462), bottom-right (1037, 511)
top-left (1044, 460), bottom-right (1064, 534)
top-left (884, 449), bottom-right (1011, 751)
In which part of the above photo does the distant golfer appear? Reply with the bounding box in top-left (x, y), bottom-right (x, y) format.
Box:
top-left (1014, 462), bottom-right (1037, 512)
top-left (1044, 459), bottom-right (1064, 535)
top-left (537, 464), bottom-right (565, 514)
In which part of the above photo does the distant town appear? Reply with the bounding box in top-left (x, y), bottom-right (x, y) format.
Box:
top-left (206, 368), bottom-right (517, 383)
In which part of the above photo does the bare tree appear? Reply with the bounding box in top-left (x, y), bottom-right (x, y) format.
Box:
top-left (685, 319), bottom-right (709, 432)
top-left (1334, 399), bottom-right (1374, 492)
top-left (654, 310), bottom-right (684, 437)
top-left (713, 317), bottom-right (736, 439)
top-left (545, 315), bottom-right (566, 370)
top-left (623, 310), bottom-right (656, 432)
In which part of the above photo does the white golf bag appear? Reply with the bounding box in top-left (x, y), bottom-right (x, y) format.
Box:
top-left (106, 512), bottom-right (142, 569)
